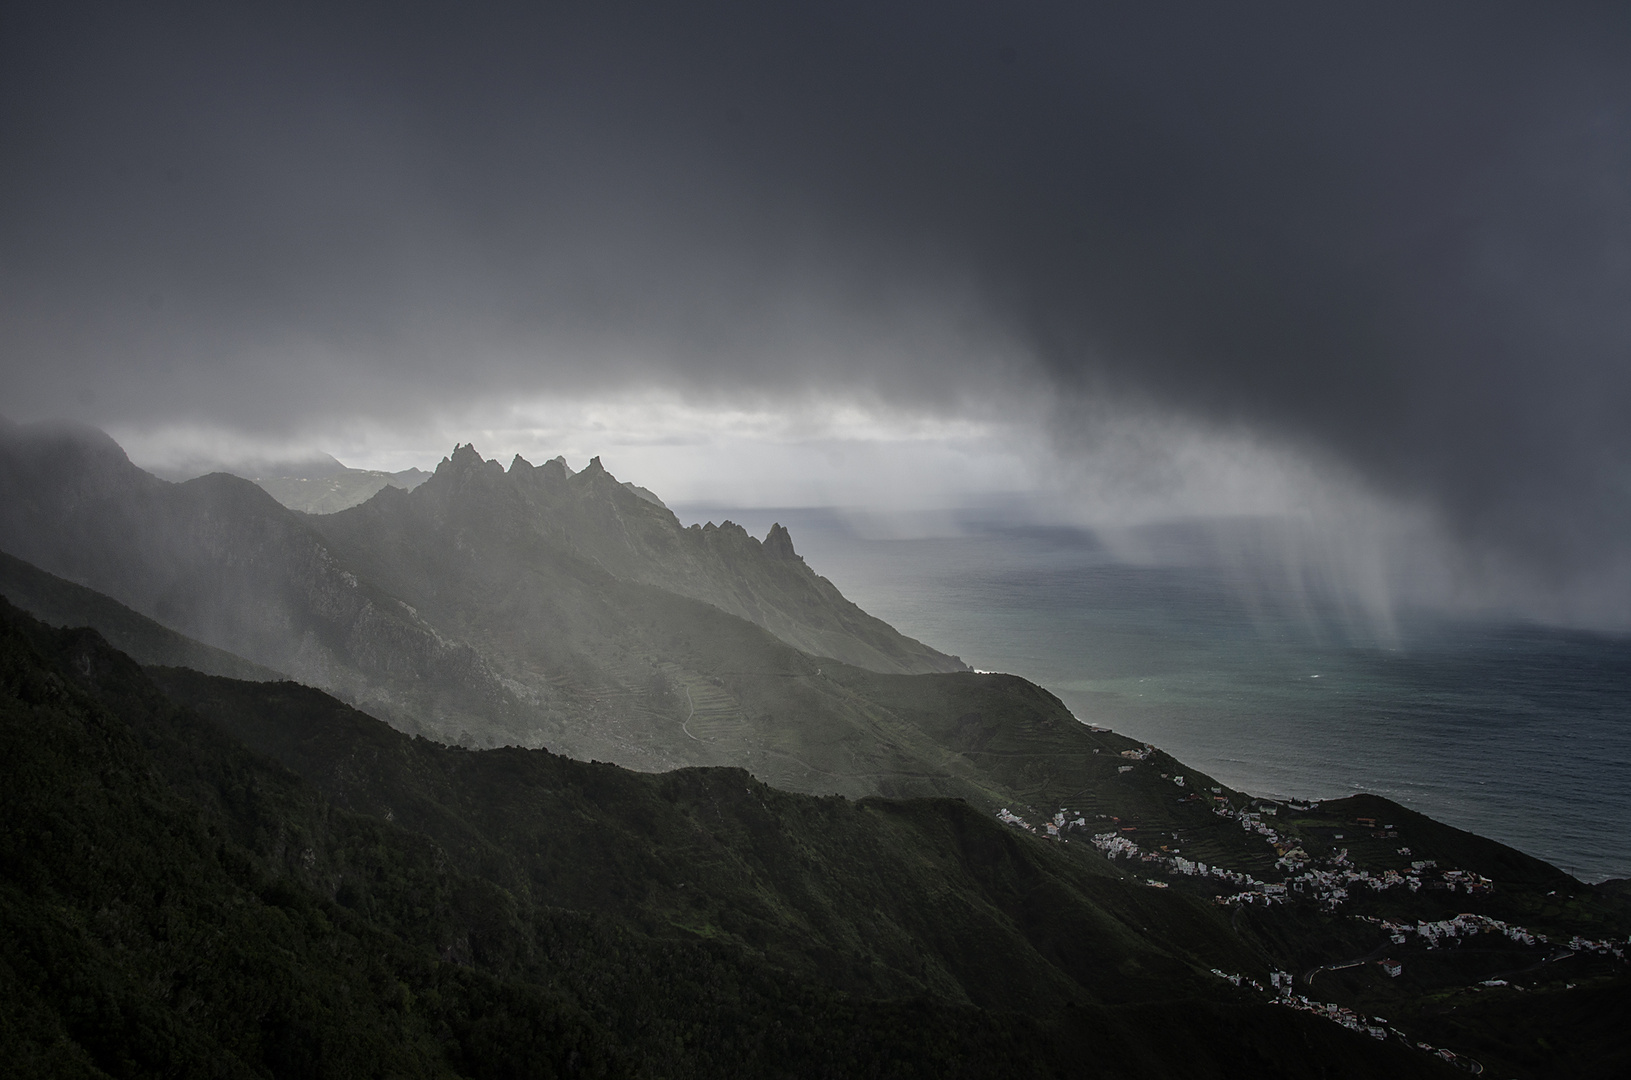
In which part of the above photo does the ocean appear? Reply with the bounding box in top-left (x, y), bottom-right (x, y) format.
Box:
top-left (677, 505), bottom-right (1631, 883)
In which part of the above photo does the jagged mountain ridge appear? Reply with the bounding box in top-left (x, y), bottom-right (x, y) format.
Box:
top-left (314, 443), bottom-right (962, 677)
top-left (0, 420), bottom-right (962, 777)
top-left (0, 423), bottom-right (1264, 819)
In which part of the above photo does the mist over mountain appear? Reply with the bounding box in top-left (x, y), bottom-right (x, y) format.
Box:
top-left (4, 5), bottom-right (1629, 1072)
top-left (314, 442), bottom-right (962, 675)
top-left (2, 415), bottom-right (1628, 1074)
top-left (0, 548), bottom-right (281, 682)
top-left (144, 450), bottom-right (433, 515)
top-left (0, 420), bottom-right (973, 787)
top-left (5, 3), bottom-right (1629, 627)
top-left (0, 417), bottom-right (517, 738)
top-left (250, 462), bottom-right (432, 516)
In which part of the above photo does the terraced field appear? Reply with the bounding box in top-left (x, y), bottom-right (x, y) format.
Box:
top-left (672, 668), bottom-right (750, 742)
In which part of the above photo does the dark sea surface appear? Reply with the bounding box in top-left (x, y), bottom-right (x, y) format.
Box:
top-left (679, 505), bottom-right (1631, 883)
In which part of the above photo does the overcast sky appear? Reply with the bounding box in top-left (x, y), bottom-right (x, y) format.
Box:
top-left (3, 2), bottom-right (1630, 626)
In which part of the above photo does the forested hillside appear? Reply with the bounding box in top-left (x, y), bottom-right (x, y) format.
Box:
top-left (2, 600), bottom-right (1464, 1078)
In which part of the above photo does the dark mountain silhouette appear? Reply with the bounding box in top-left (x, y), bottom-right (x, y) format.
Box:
top-left (0, 599), bottom-right (1519, 1078)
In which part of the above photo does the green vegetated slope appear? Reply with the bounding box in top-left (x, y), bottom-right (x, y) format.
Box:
top-left (146, 668), bottom-right (1215, 1012)
top-left (0, 600), bottom-right (1452, 1079)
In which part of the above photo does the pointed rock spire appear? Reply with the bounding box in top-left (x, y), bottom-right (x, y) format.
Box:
top-left (763, 522), bottom-right (800, 561)
top-left (435, 443), bottom-right (502, 482)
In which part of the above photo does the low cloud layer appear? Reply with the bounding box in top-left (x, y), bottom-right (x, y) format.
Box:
top-left (4, 2), bottom-right (1630, 626)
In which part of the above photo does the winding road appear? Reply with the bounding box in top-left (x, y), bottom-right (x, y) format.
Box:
top-left (681, 686), bottom-right (699, 741)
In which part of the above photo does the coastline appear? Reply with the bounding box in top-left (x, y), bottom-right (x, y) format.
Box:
top-left (675, 504), bottom-right (1631, 884)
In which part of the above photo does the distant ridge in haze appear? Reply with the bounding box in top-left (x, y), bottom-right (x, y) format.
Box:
top-left (0, 417), bottom-right (527, 743)
top-left (151, 450), bottom-right (433, 515)
top-left (251, 462), bottom-right (431, 516)
top-left (0, 548), bottom-right (283, 682)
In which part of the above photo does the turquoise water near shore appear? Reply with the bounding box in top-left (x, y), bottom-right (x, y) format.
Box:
top-left (679, 505), bottom-right (1631, 883)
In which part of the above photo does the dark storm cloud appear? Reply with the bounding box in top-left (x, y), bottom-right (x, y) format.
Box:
top-left (3, 1), bottom-right (1630, 597)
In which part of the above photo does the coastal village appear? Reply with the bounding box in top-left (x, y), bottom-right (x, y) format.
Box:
top-left (992, 734), bottom-right (1631, 1074)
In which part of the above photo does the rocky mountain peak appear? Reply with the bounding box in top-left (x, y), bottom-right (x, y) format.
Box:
top-left (446, 443), bottom-right (483, 468)
top-left (437, 443), bottom-right (503, 482)
top-left (763, 523), bottom-right (800, 562)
